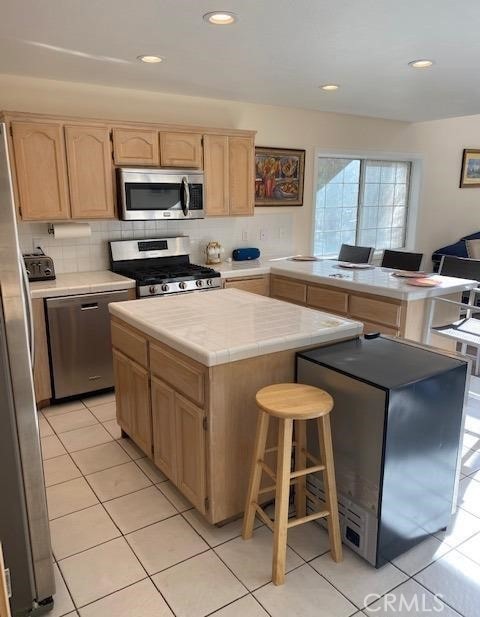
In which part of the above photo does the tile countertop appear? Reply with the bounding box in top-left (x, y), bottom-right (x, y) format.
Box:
top-left (212, 258), bottom-right (478, 301)
top-left (108, 288), bottom-right (364, 367)
top-left (29, 271), bottom-right (136, 299)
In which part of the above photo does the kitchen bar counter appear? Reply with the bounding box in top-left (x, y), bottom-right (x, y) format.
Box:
top-left (109, 289), bottom-right (362, 523)
top-left (29, 270), bottom-right (136, 299)
top-left (108, 288), bottom-right (363, 366)
top-left (213, 258), bottom-right (476, 300)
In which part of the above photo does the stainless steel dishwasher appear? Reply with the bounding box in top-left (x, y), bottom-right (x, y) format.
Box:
top-left (46, 290), bottom-right (129, 399)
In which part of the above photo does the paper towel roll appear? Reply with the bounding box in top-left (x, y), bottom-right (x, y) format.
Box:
top-left (51, 223), bottom-right (91, 240)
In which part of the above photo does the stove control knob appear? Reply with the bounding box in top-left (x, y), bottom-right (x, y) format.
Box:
top-left (149, 285), bottom-right (157, 295)
top-left (161, 284), bottom-right (169, 292)
top-left (44, 267), bottom-right (52, 276)
top-left (196, 280), bottom-right (204, 288)
top-left (206, 279), bottom-right (213, 286)
top-left (179, 282), bottom-right (187, 290)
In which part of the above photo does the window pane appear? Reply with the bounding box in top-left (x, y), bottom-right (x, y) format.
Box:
top-left (314, 157), bottom-right (360, 256)
top-left (379, 184), bottom-right (394, 206)
top-left (363, 184), bottom-right (380, 206)
top-left (358, 228), bottom-right (377, 246)
top-left (360, 207), bottom-right (378, 230)
top-left (378, 207), bottom-right (393, 228)
top-left (380, 162), bottom-right (396, 183)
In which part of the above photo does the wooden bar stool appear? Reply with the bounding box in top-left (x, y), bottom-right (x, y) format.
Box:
top-left (242, 383), bottom-right (343, 586)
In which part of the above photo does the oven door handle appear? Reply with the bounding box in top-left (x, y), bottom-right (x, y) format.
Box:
top-left (180, 176), bottom-right (190, 217)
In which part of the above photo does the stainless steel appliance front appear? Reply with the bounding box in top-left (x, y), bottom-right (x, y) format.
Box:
top-left (46, 290), bottom-right (129, 399)
top-left (118, 167), bottom-right (204, 220)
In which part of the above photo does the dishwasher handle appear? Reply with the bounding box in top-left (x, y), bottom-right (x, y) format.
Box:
top-left (80, 302), bottom-right (99, 311)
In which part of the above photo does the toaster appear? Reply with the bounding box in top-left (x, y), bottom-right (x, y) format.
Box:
top-left (23, 250), bottom-right (56, 282)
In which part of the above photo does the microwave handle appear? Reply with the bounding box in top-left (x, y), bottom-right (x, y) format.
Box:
top-left (181, 177), bottom-right (190, 216)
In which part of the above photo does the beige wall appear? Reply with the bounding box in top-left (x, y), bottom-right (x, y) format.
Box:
top-left (2, 72), bottom-right (478, 263)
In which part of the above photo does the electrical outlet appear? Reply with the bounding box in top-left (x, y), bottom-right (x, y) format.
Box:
top-left (259, 229), bottom-right (267, 241)
top-left (242, 230), bottom-right (248, 241)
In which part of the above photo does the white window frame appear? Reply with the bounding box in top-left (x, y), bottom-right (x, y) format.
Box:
top-left (311, 148), bottom-right (423, 259)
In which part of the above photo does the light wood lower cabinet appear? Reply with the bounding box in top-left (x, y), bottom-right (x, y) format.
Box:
top-left (0, 543), bottom-right (11, 617)
top-left (151, 377), bottom-right (177, 483)
top-left (224, 275), bottom-right (270, 296)
top-left (113, 349), bottom-right (152, 455)
top-left (32, 299), bottom-right (51, 405)
top-left (270, 276), bottom-right (307, 304)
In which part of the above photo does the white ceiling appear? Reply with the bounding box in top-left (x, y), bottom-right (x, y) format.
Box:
top-left (1, 0), bottom-right (479, 122)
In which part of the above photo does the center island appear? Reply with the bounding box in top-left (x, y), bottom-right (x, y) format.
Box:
top-left (109, 288), bottom-right (363, 524)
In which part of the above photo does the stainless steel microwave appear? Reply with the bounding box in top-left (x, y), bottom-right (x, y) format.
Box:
top-left (117, 168), bottom-right (204, 220)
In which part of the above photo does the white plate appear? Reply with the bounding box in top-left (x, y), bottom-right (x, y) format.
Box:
top-left (336, 262), bottom-right (374, 269)
top-left (391, 270), bottom-right (430, 278)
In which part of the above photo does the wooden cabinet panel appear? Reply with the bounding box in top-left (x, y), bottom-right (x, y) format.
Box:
top-left (362, 320), bottom-right (399, 336)
top-left (65, 126), bottom-right (115, 219)
top-left (113, 349), bottom-right (133, 436)
top-left (228, 137), bottom-right (254, 216)
top-left (160, 132), bottom-right (202, 168)
top-left (349, 295), bottom-right (401, 328)
top-left (271, 276), bottom-right (307, 304)
top-left (203, 134), bottom-right (229, 216)
top-left (113, 128), bottom-right (159, 166)
top-left (32, 299), bottom-right (51, 405)
top-left (11, 122), bottom-right (70, 220)
top-left (151, 377), bottom-right (177, 482)
top-left (175, 394), bottom-right (206, 513)
top-left (0, 543), bottom-right (11, 617)
top-left (111, 320), bottom-right (148, 368)
top-left (307, 285), bottom-right (348, 314)
top-left (150, 343), bottom-right (205, 406)
top-left (129, 360), bottom-right (152, 455)
top-left (224, 276), bottom-right (270, 296)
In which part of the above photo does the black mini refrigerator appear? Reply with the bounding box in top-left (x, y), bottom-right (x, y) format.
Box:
top-left (296, 336), bottom-right (468, 568)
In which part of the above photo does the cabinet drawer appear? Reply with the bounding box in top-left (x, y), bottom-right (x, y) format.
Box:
top-left (270, 276), bottom-right (306, 304)
top-left (307, 285), bottom-right (348, 314)
top-left (349, 295), bottom-right (401, 328)
top-left (150, 343), bottom-right (205, 407)
top-left (362, 320), bottom-right (399, 336)
top-left (224, 276), bottom-right (269, 296)
top-left (111, 320), bottom-right (148, 368)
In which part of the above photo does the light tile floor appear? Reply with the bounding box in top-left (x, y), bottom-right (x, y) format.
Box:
top-left (38, 383), bottom-right (480, 617)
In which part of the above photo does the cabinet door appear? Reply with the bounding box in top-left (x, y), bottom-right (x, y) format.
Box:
top-left (129, 360), bottom-right (152, 456)
top-left (113, 128), bottom-right (159, 166)
top-left (11, 122), bottom-right (70, 220)
top-left (113, 349), bottom-right (133, 436)
top-left (228, 136), bottom-right (254, 216)
top-left (160, 132), bottom-right (202, 168)
top-left (32, 299), bottom-right (51, 404)
top-left (270, 276), bottom-right (307, 304)
top-left (203, 134), bottom-right (229, 216)
top-left (224, 276), bottom-right (269, 296)
top-left (151, 377), bottom-right (177, 482)
top-left (65, 125), bottom-right (115, 219)
top-left (175, 394), bottom-right (206, 513)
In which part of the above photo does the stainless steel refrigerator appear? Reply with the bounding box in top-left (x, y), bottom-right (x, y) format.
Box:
top-left (0, 123), bottom-right (55, 614)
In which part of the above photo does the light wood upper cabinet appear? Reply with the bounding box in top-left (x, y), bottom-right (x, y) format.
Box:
top-left (112, 128), bottom-right (159, 166)
top-left (203, 134), bottom-right (229, 216)
top-left (160, 132), bottom-right (203, 168)
top-left (175, 394), bottom-right (207, 513)
top-left (65, 125), bottom-right (115, 219)
top-left (229, 136), bottom-right (254, 216)
top-left (11, 122), bottom-right (70, 220)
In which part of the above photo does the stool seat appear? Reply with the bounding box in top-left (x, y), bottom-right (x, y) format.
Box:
top-left (256, 383), bottom-right (333, 420)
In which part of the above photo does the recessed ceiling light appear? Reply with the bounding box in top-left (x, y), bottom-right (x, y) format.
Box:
top-left (320, 84), bottom-right (339, 91)
top-left (137, 55), bottom-right (164, 64)
top-left (408, 59), bottom-right (434, 69)
top-left (203, 11), bottom-right (237, 25)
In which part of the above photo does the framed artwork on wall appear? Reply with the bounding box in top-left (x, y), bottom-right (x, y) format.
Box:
top-left (460, 149), bottom-right (480, 187)
top-left (255, 147), bottom-right (305, 206)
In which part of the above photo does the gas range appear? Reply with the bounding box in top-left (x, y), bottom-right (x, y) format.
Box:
top-left (109, 236), bottom-right (221, 297)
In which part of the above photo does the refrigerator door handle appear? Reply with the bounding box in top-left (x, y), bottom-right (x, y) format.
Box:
top-left (19, 257), bottom-right (34, 369)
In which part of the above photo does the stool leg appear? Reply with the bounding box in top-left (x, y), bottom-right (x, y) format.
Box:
top-left (272, 417), bottom-right (293, 585)
top-left (294, 420), bottom-right (307, 518)
top-left (242, 411), bottom-right (270, 540)
top-left (317, 415), bottom-right (343, 562)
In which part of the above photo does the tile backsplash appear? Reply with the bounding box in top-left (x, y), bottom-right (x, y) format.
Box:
top-left (18, 214), bottom-right (294, 273)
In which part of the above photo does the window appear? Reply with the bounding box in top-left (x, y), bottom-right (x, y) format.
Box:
top-left (313, 157), bottom-right (412, 257)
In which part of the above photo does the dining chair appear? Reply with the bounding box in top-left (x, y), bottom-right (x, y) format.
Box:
top-left (381, 249), bottom-right (423, 271)
top-left (337, 244), bottom-right (374, 264)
